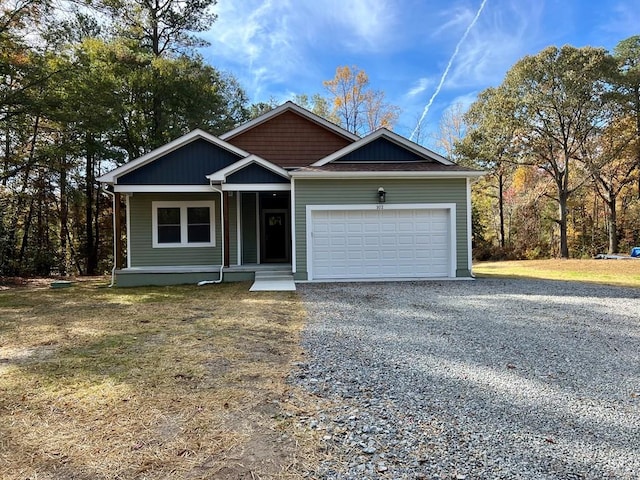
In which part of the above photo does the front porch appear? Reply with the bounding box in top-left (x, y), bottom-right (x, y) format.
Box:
top-left (110, 187), bottom-right (293, 287)
top-left (232, 191), bottom-right (292, 266)
top-left (115, 263), bottom-right (293, 287)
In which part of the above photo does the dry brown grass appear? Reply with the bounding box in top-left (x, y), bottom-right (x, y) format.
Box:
top-left (0, 280), bottom-right (322, 479)
top-left (474, 259), bottom-right (640, 288)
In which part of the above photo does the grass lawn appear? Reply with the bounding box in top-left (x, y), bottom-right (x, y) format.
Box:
top-left (474, 258), bottom-right (640, 288)
top-left (0, 280), bottom-right (318, 479)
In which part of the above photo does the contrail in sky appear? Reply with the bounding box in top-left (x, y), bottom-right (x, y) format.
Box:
top-left (410, 0), bottom-right (489, 141)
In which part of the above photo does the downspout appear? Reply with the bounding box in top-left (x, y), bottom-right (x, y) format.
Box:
top-left (198, 182), bottom-right (225, 285)
top-left (101, 186), bottom-right (117, 288)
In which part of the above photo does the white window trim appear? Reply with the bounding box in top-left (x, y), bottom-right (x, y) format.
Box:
top-left (152, 200), bottom-right (216, 248)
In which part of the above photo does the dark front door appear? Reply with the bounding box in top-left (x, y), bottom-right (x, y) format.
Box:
top-left (261, 209), bottom-right (290, 263)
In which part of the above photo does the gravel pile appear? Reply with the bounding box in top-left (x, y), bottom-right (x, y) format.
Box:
top-left (290, 279), bottom-right (640, 479)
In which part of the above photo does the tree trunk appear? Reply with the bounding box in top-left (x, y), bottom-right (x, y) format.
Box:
top-left (18, 196), bottom-right (34, 268)
top-left (6, 116), bottom-right (39, 266)
top-left (3, 123), bottom-right (10, 187)
top-left (635, 85), bottom-right (640, 198)
top-left (498, 171), bottom-right (505, 249)
top-left (92, 183), bottom-right (101, 272)
top-left (607, 195), bottom-right (618, 255)
top-left (558, 192), bottom-right (569, 258)
top-left (85, 133), bottom-right (97, 274)
top-left (59, 156), bottom-right (68, 275)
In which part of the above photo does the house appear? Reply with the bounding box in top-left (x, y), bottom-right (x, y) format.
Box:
top-left (97, 102), bottom-right (483, 286)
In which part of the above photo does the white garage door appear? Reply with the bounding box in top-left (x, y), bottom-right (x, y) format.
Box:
top-left (309, 207), bottom-right (452, 280)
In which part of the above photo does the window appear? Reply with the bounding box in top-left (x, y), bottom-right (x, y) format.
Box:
top-left (157, 207), bottom-right (181, 243)
top-left (152, 201), bottom-right (215, 248)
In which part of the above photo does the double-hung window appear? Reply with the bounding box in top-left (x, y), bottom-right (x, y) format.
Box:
top-left (152, 201), bottom-right (215, 248)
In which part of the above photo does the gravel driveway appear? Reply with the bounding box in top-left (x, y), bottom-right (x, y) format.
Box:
top-left (292, 279), bottom-right (640, 479)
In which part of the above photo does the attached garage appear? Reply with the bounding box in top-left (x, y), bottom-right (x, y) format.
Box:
top-left (306, 204), bottom-right (456, 280)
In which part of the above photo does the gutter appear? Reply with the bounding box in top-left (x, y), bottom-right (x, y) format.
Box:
top-left (289, 171), bottom-right (486, 179)
top-left (198, 182), bottom-right (225, 285)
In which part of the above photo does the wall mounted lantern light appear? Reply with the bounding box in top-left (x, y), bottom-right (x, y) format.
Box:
top-left (378, 187), bottom-right (386, 203)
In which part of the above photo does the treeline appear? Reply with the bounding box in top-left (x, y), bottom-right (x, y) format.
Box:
top-left (456, 38), bottom-right (640, 259)
top-left (0, 0), bottom-right (251, 276)
top-left (3, 2), bottom-right (638, 277)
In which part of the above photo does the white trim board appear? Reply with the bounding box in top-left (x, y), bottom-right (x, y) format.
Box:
top-left (115, 185), bottom-right (215, 193)
top-left (466, 178), bottom-right (473, 273)
top-left (126, 194), bottom-right (131, 269)
top-left (151, 200), bottom-right (216, 248)
top-left (220, 183), bottom-right (291, 191)
top-left (114, 184), bottom-right (292, 193)
top-left (290, 170), bottom-right (484, 179)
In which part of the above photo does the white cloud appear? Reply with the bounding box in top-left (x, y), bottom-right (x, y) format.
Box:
top-left (443, 1), bottom-right (545, 89)
top-left (431, 5), bottom-right (475, 39)
top-left (323, 0), bottom-right (397, 51)
top-left (406, 77), bottom-right (432, 97)
top-left (200, 0), bottom-right (398, 101)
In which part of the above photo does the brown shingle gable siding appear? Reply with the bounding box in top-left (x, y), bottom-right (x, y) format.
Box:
top-left (226, 111), bottom-right (353, 168)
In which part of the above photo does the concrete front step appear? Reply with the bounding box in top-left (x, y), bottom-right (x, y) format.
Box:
top-left (254, 271), bottom-right (294, 281)
top-left (250, 270), bottom-right (296, 292)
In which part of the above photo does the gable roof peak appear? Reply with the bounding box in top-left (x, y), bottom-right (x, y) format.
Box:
top-left (206, 155), bottom-right (290, 183)
top-left (311, 127), bottom-right (455, 167)
top-left (97, 129), bottom-right (249, 184)
top-left (220, 101), bottom-right (360, 142)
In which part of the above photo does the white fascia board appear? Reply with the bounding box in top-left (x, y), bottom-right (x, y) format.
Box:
top-left (312, 128), bottom-right (454, 167)
top-left (220, 101), bottom-right (359, 142)
top-left (220, 183), bottom-right (291, 191)
top-left (206, 155), bottom-right (290, 182)
top-left (114, 185), bottom-right (215, 193)
top-left (97, 129), bottom-right (250, 184)
top-left (289, 170), bottom-right (485, 179)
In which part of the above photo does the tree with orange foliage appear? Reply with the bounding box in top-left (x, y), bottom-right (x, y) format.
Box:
top-left (323, 65), bottom-right (399, 136)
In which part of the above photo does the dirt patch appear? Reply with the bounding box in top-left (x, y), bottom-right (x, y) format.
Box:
top-left (0, 280), bottom-right (321, 479)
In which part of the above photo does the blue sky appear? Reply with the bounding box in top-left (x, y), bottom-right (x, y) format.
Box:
top-left (200, 0), bottom-right (640, 151)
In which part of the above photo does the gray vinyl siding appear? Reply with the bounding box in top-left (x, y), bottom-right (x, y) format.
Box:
top-left (241, 193), bottom-right (258, 263)
top-left (294, 178), bottom-right (470, 279)
top-left (128, 193), bottom-right (222, 267)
